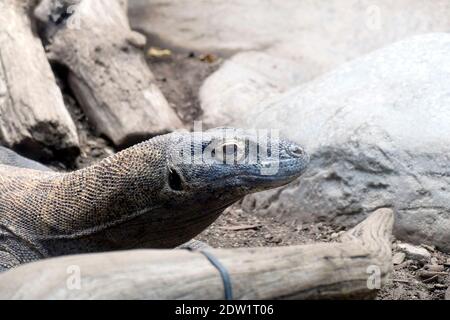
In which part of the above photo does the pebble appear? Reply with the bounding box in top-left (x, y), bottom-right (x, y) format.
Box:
top-left (445, 258), bottom-right (450, 267)
top-left (397, 243), bottom-right (431, 262)
top-left (393, 252), bottom-right (406, 265)
top-left (421, 244), bottom-right (436, 252)
top-left (330, 232), bottom-right (340, 240)
top-left (424, 264), bottom-right (445, 272)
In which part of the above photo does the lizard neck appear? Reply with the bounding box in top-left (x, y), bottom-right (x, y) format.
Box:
top-left (2, 139), bottom-right (166, 243)
top-left (57, 139), bottom-right (167, 235)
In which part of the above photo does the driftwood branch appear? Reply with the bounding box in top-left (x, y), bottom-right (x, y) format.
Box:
top-left (34, 0), bottom-right (183, 148)
top-left (0, 209), bottom-right (394, 299)
top-left (0, 0), bottom-right (79, 160)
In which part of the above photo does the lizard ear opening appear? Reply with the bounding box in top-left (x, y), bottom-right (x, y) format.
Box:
top-left (168, 167), bottom-right (183, 191)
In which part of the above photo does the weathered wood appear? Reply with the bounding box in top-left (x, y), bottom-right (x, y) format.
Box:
top-left (34, 0), bottom-right (183, 148)
top-left (0, 209), bottom-right (394, 299)
top-left (0, 0), bottom-right (79, 160)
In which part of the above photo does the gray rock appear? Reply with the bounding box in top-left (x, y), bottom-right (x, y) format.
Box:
top-left (397, 243), bottom-right (431, 262)
top-left (424, 264), bottom-right (445, 272)
top-left (129, 0), bottom-right (450, 81)
top-left (200, 51), bottom-right (306, 128)
top-left (237, 34), bottom-right (450, 252)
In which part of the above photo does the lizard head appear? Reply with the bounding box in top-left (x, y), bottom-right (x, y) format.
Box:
top-left (40, 127), bottom-right (310, 251)
top-left (87, 127), bottom-right (310, 249)
top-left (158, 127), bottom-right (309, 214)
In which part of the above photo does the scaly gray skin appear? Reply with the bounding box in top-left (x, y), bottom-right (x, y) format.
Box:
top-left (0, 128), bottom-right (309, 271)
top-left (1, 146), bottom-right (210, 252)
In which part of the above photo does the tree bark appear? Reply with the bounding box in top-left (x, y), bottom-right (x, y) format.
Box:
top-left (0, 208), bottom-right (394, 299)
top-left (34, 0), bottom-right (183, 148)
top-left (0, 0), bottom-right (79, 160)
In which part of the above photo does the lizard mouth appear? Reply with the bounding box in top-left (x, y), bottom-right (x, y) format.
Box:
top-left (238, 157), bottom-right (309, 188)
top-left (239, 173), bottom-right (300, 184)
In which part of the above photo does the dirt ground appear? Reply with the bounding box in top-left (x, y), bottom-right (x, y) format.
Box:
top-left (54, 48), bottom-right (449, 300)
top-left (199, 205), bottom-right (450, 300)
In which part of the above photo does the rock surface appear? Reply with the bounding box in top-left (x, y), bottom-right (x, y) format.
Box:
top-left (129, 0), bottom-right (450, 81)
top-left (234, 34), bottom-right (450, 252)
top-left (200, 51), bottom-right (306, 128)
top-left (0, 0), bottom-right (79, 160)
top-left (36, 0), bottom-right (183, 148)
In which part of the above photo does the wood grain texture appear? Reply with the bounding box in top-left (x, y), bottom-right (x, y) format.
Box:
top-left (35, 0), bottom-right (183, 147)
top-left (0, 209), bottom-right (394, 299)
top-left (0, 0), bottom-right (79, 159)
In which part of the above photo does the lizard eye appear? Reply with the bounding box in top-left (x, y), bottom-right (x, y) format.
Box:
top-left (168, 167), bottom-right (183, 191)
top-left (222, 143), bottom-right (238, 157)
top-left (216, 140), bottom-right (245, 163)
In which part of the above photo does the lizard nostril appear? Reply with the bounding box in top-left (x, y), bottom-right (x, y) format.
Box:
top-left (168, 167), bottom-right (183, 191)
top-left (287, 145), bottom-right (305, 158)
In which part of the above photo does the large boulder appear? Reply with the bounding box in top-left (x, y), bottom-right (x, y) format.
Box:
top-left (200, 51), bottom-right (306, 128)
top-left (236, 34), bottom-right (450, 252)
top-left (129, 0), bottom-right (450, 80)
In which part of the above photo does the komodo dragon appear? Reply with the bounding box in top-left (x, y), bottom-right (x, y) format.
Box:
top-left (0, 128), bottom-right (309, 271)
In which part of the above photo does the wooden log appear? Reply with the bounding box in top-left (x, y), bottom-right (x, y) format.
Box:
top-left (0, 0), bottom-right (79, 160)
top-left (34, 0), bottom-right (183, 148)
top-left (0, 209), bottom-right (394, 299)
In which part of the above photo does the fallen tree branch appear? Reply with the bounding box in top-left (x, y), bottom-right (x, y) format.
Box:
top-left (0, 0), bottom-right (79, 160)
top-left (0, 209), bottom-right (394, 299)
top-left (34, 0), bottom-right (183, 148)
